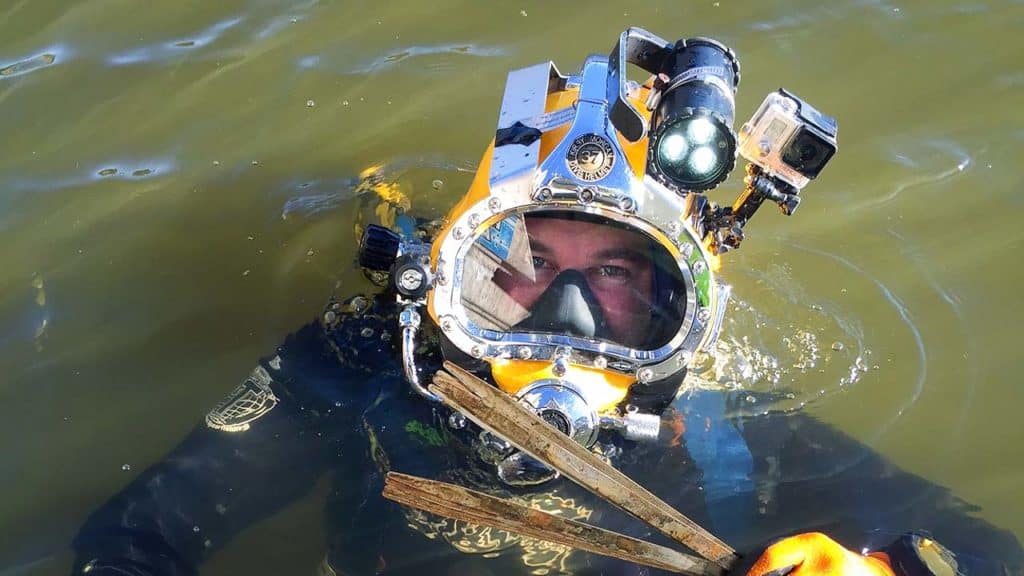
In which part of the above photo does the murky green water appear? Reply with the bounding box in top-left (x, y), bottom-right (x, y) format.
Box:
top-left (2, 0), bottom-right (1022, 574)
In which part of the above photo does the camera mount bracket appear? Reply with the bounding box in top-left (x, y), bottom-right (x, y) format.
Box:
top-left (702, 165), bottom-right (801, 254)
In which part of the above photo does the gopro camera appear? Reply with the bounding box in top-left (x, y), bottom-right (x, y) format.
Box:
top-left (738, 88), bottom-right (838, 190)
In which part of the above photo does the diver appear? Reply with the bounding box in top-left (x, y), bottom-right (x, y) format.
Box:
top-left (72, 28), bottom-right (1022, 576)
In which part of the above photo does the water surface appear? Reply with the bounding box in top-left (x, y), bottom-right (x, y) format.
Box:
top-left (2, 1), bottom-right (1022, 573)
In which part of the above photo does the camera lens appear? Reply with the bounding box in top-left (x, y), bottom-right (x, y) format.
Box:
top-left (781, 127), bottom-right (835, 179)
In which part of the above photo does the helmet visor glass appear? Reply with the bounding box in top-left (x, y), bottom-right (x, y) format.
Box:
top-left (459, 211), bottom-right (686, 351)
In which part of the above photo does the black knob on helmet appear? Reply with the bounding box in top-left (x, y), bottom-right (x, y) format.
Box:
top-left (358, 224), bottom-right (401, 272)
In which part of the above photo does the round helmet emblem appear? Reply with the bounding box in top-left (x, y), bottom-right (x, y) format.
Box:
top-left (566, 134), bottom-right (615, 182)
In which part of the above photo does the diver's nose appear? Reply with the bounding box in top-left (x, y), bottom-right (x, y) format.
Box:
top-left (515, 270), bottom-right (608, 339)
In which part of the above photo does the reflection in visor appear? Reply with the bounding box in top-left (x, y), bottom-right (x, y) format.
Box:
top-left (461, 211), bottom-right (686, 351)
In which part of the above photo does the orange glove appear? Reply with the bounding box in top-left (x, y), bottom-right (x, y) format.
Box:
top-left (746, 532), bottom-right (896, 576)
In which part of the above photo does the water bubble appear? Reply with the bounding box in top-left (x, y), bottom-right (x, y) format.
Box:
top-left (192, 525), bottom-right (201, 533)
top-left (121, 464), bottom-right (131, 471)
top-left (306, 99), bottom-right (315, 107)
top-left (831, 341), bottom-right (844, 351)
top-left (432, 179), bottom-right (444, 191)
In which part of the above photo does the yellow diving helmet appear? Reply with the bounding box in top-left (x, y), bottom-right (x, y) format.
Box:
top-left (358, 27), bottom-right (838, 454)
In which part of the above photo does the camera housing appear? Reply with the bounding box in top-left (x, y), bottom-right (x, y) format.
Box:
top-left (738, 88), bottom-right (838, 190)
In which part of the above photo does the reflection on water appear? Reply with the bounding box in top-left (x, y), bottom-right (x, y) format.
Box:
top-left (0, 48), bottom-right (62, 78)
top-left (106, 18), bottom-right (244, 66)
top-left (1, 0), bottom-right (1023, 574)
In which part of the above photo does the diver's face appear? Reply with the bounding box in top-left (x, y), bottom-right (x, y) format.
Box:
top-left (494, 216), bottom-right (654, 345)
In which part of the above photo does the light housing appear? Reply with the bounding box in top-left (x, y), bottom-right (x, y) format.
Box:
top-left (647, 38), bottom-right (740, 193)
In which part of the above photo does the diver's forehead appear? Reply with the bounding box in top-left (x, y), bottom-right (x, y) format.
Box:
top-left (524, 216), bottom-right (650, 248)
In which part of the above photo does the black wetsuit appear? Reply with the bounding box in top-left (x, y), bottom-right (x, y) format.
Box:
top-left (72, 294), bottom-right (1024, 575)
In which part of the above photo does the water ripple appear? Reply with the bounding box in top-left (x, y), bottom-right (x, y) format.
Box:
top-left (280, 156), bottom-right (474, 219)
top-left (6, 157), bottom-right (175, 193)
top-left (748, 0), bottom-right (905, 33)
top-left (860, 137), bottom-right (973, 208)
top-left (786, 242), bottom-right (927, 441)
top-left (885, 227), bottom-right (975, 444)
top-left (301, 43), bottom-right (508, 76)
top-left (0, 45), bottom-right (68, 79)
top-left (692, 241), bottom-right (927, 447)
top-left (253, 0), bottom-right (321, 40)
top-left (107, 17), bottom-right (243, 66)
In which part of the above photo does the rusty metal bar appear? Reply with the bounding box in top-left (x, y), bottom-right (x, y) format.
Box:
top-left (429, 362), bottom-right (738, 568)
top-left (383, 472), bottom-right (722, 575)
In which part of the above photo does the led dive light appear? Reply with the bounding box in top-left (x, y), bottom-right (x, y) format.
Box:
top-left (647, 38), bottom-right (740, 193)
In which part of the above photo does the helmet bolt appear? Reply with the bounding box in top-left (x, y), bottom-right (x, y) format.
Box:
top-left (517, 346), bottom-right (532, 360)
top-left (535, 187), bottom-right (553, 202)
top-left (637, 368), bottom-right (654, 384)
top-left (487, 197), bottom-right (502, 212)
top-left (578, 188), bottom-right (595, 203)
top-left (552, 359), bottom-right (568, 378)
top-left (697, 307), bottom-right (712, 322)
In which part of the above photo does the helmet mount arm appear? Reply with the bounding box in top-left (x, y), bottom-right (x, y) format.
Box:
top-left (700, 164), bottom-right (801, 255)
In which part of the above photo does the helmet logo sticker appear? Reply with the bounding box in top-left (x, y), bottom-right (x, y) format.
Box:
top-left (566, 134), bottom-right (615, 182)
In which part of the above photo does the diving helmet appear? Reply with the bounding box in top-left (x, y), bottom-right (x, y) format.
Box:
top-left (358, 27), bottom-right (838, 452)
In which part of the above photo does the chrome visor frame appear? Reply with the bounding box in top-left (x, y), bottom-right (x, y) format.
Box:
top-left (430, 55), bottom-right (728, 383)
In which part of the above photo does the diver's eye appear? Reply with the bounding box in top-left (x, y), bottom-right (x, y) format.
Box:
top-left (532, 256), bottom-right (549, 270)
top-left (596, 265), bottom-right (630, 279)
